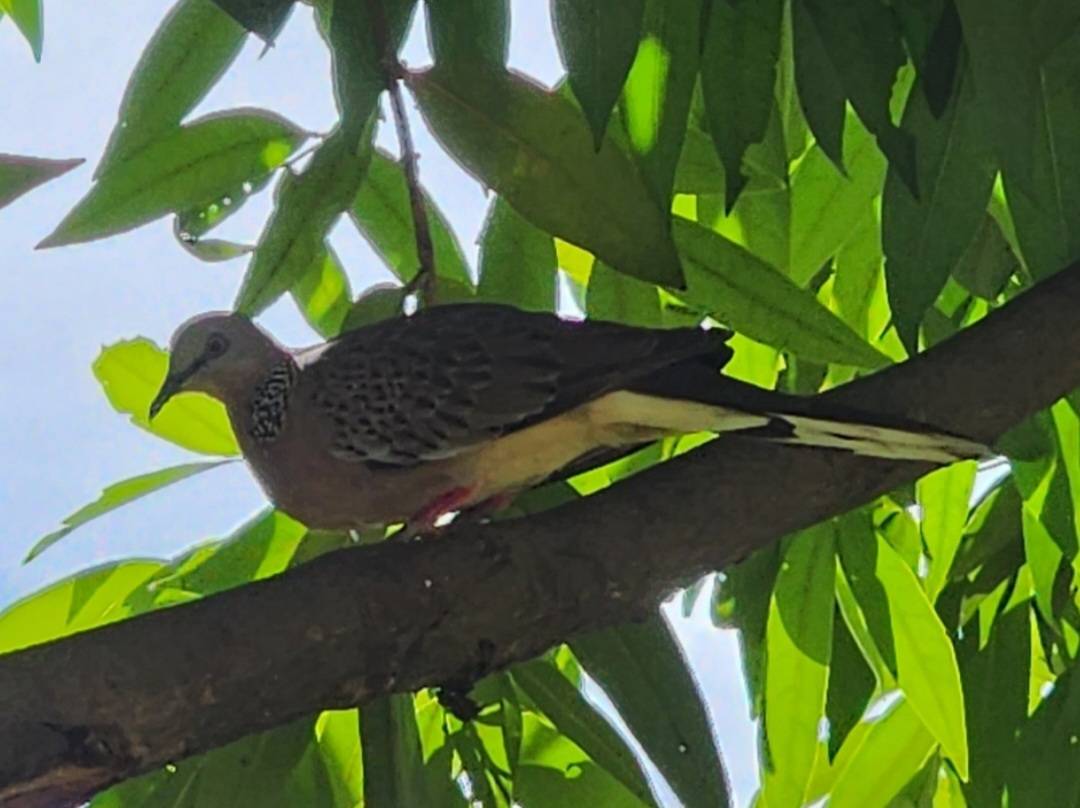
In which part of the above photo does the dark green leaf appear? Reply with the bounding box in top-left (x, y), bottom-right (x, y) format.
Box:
top-left (426, 0), bottom-right (509, 69)
top-left (291, 246), bottom-right (353, 338)
top-left (25, 461), bottom-right (230, 563)
top-left (674, 217), bottom-right (888, 367)
top-left (208, 0), bottom-right (292, 41)
top-left (477, 197), bottom-right (557, 311)
top-left (350, 148), bottom-right (472, 286)
top-left (328, 0), bottom-right (416, 143)
top-left (96, 0), bottom-right (248, 176)
top-left (1, 0), bottom-right (43, 60)
top-left (409, 64), bottom-right (685, 288)
top-left (959, 601), bottom-right (1030, 808)
top-left (793, 0), bottom-right (915, 190)
top-left (571, 615), bottom-right (730, 808)
top-left (1007, 671), bottom-right (1080, 807)
top-left (825, 608), bottom-right (875, 760)
top-left (882, 64), bottom-right (996, 351)
top-left (342, 284), bottom-right (407, 331)
top-left (553, 0), bottom-right (646, 149)
top-left (93, 338), bottom-right (240, 456)
top-left (619, 0), bottom-right (701, 205)
top-left (176, 171), bottom-right (274, 239)
top-left (761, 523), bottom-right (835, 807)
top-left (0, 154), bottom-right (82, 210)
top-left (510, 658), bottom-right (656, 805)
top-left (952, 214), bottom-right (1021, 299)
top-left (362, 694), bottom-right (433, 808)
top-left (700, 0), bottom-right (783, 209)
top-left (39, 110), bottom-right (305, 248)
top-left (235, 131), bottom-right (371, 315)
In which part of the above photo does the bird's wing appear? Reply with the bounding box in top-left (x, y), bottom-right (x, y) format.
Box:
top-left (303, 303), bottom-right (731, 467)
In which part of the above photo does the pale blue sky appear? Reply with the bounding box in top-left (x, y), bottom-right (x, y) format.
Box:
top-left (1, 3), bottom-right (757, 803)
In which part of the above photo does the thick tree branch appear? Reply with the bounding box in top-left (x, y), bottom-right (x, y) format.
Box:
top-left (4, 262), bottom-right (1080, 806)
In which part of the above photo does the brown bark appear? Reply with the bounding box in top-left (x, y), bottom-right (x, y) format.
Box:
top-left (3, 261), bottom-right (1079, 807)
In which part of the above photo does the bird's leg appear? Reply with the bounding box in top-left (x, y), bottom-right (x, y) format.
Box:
top-left (401, 486), bottom-right (476, 538)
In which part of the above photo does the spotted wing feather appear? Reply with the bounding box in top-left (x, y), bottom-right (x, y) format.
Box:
top-left (304, 303), bottom-right (731, 467)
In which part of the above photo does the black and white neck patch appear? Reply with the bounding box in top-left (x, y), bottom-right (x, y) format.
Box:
top-left (249, 361), bottom-right (297, 442)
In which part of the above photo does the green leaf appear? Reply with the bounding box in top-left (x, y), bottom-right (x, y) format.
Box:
top-left (208, 0), bottom-right (293, 41)
top-left (831, 212), bottom-right (883, 341)
top-left (177, 232), bottom-right (255, 263)
top-left (1006, 670), bottom-right (1080, 808)
top-left (409, 64), bottom-right (685, 288)
top-left (426, 0), bottom-right (508, 69)
top-left (176, 171), bottom-right (273, 239)
top-left (793, 0), bottom-right (915, 191)
top-left (0, 0), bottom-right (43, 60)
top-left (328, 0), bottom-right (416, 143)
top-left (840, 531), bottom-right (969, 778)
top-left (515, 714), bottom-right (652, 807)
top-left (25, 461), bottom-right (230, 563)
top-left (96, 0), bottom-right (248, 176)
top-left (826, 699), bottom-right (935, 808)
top-left (952, 214), bottom-right (1021, 300)
top-left (477, 197), bottom-right (557, 311)
top-left (571, 615), bottom-right (730, 808)
top-left (882, 65), bottom-right (996, 350)
top-left (619, 0), bottom-right (701, 206)
top-left (361, 694), bottom-right (433, 808)
top-left (587, 261), bottom-right (661, 327)
top-left (552, 0), bottom-right (646, 149)
top-left (291, 246), bottom-right (353, 338)
top-left (93, 338), bottom-right (240, 456)
top-left (342, 284), bottom-right (407, 331)
top-left (350, 148), bottom-right (472, 287)
top-left (39, 110), bottom-right (305, 248)
top-left (700, 0), bottom-right (783, 210)
top-left (673, 217), bottom-right (888, 368)
top-left (0, 560), bottom-right (164, 655)
top-left (917, 461), bottom-right (976, 601)
top-left (824, 607), bottom-right (875, 760)
top-left (0, 153), bottom-right (82, 210)
top-left (510, 658), bottom-right (657, 806)
top-left (92, 716), bottom-right (344, 807)
top-left (761, 523), bottom-right (835, 808)
top-left (235, 131), bottom-right (371, 315)
top-left (958, 601), bottom-right (1031, 808)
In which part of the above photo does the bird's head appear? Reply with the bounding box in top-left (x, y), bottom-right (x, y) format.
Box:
top-left (150, 311), bottom-right (279, 419)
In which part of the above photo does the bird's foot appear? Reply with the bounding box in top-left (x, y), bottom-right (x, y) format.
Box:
top-left (399, 486), bottom-right (476, 539)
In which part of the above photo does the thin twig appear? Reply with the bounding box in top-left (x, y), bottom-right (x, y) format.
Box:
top-left (366, 0), bottom-right (437, 308)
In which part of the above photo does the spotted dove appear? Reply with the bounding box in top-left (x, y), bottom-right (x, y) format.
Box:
top-left (149, 303), bottom-right (987, 531)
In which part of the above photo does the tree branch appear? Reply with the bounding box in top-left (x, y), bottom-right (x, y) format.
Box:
top-left (4, 261), bottom-right (1080, 806)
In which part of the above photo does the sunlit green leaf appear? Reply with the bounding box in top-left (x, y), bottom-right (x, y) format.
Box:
top-left (620, 0), bottom-right (700, 206)
top-left (96, 0), bottom-right (248, 176)
top-left (553, 0), bottom-right (645, 149)
top-left (350, 148), bottom-right (472, 287)
top-left (882, 65), bottom-right (996, 350)
top-left (25, 461), bottom-right (231, 563)
top-left (700, 0), bottom-right (783, 209)
top-left (409, 64), bottom-right (685, 288)
top-left (177, 232), bottom-right (255, 263)
top-left (827, 699), bottom-right (935, 808)
top-left (291, 246), bottom-right (353, 338)
top-left (40, 110), bottom-right (305, 248)
top-left (235, 131), bottom-right (371, 315)
top-left (0, 153), bottom-right (82, 210)
top-left (0, 0), bottom-right (43, 60)
top-left (510, 658), bottom-right (657, 806)
top-left (93, 338), bottom-right (240, 456)
top-left (587, 261), bottom-right (661, 326)
top-left (571, 615), bottom-right (730, 808)
top-left (674, 217), bottom-right (888, 367)
top-left (477, 197), bottom-right (557, 311)
top-left (361, 694), bottom-right (433, 807)
top-left (918, 460), bottom-right (977, 601)
top-left (761, 523), bottom-right (835, 808)
top-left (0, 560), bottom-right (164, 655)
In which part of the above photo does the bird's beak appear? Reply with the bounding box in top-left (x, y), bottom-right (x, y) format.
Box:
top-left (149, 374), bottom-right (182, 420)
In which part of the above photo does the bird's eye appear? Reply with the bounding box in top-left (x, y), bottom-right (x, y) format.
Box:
top-left (205, 334), bottom-right (229, 357)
